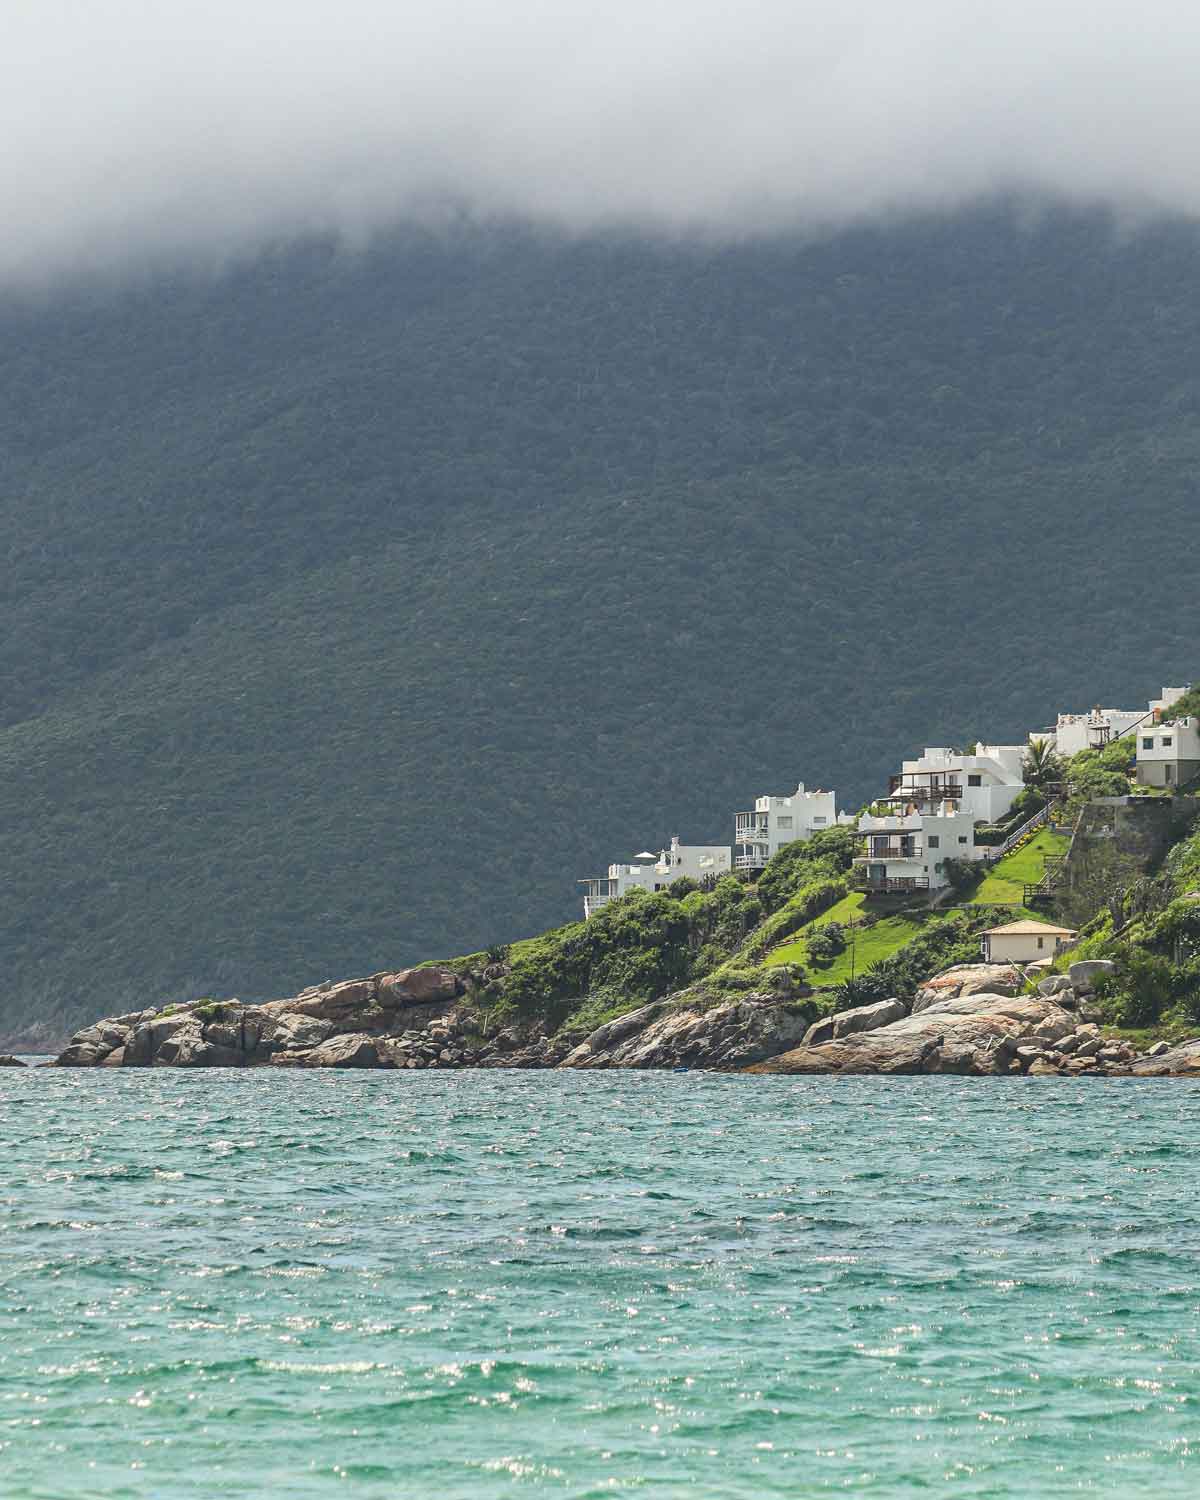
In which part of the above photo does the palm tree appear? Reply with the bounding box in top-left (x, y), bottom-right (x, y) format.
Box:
top-left (1023, 736), bottom-right (1062, 791)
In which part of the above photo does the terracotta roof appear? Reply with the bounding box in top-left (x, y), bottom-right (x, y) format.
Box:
top-left (982, 919), bottom-right (1078, 937)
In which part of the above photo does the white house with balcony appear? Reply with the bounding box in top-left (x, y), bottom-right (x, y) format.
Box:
top-left (1136, 712), bottom-right (1200, 789)
top-left (579, 837), bottom-right (731, 918)
top-left (855, 800), bottom-right (986, 895)
top-left (882, 745), bottom-right (1026, 824)
top-left (732, 783), bottom-right (842, 871)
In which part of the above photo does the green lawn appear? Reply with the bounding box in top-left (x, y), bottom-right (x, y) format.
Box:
top-left (969, 828), bottom-right (1070, 905)
top-left (765, 893), bottom-right (934, 985)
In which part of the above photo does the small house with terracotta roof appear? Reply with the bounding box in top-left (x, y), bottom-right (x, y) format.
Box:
top-left (979, 919), bottom-right (1078, 965)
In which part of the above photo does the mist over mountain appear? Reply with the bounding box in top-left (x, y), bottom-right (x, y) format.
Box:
top-left (9, 2), bottom-right (1200, 284)
top-left (3, 203), bottom-right (1200, 1043)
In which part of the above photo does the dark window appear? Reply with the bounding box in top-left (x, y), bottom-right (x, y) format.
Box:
top-left (958, 835), bottom-right (968, 844)
top-left (968, 774), bottom-right (982, 786)
top-left (1143, 737), bottom-right (1154, 750)
top-left (1163, 737), bottom-right (1173, 748)
top-left (928, 835), bottom-right (940, 848)
top-left (1037, 936), bottom-right (1045, 949)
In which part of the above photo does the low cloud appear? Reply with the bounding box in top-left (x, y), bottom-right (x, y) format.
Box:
top-left (6, 1), bottom-right (1200, 282)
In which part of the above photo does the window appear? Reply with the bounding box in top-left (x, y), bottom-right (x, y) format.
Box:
top-left (928, 835), bottom-right (940, 848)
top-left (1144, 737), bottom-right (1154, 750)
top-left (1037, 936), bottom-right (1045, 949)
top-left (812, 816), bottom-right (827, 825)
top-left (958, 835), bottom-right (968, 844)
top-left (1163, 737), bottom-right (1173, 748)
top-left (777, 815), bottom-right (793, 829)
top-left (967, 773), bottom-right (982, 786)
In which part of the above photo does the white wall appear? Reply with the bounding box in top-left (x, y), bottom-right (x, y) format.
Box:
top-left (857, 802), bottom-right (983, 891)
top-left (894, 746), bottom-right (1024, 823)
top-left (1136, 717), bottom-right (1200, 788)
top-left (982, 930), bottom-right (1075, 963)
top-left (734, 783), bottom-right (839, 866)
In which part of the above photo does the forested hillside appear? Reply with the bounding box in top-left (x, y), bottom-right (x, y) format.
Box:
top-left (3, 202), bottom-right (1200, 1045)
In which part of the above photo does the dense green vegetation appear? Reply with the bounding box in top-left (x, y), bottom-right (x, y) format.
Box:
top-left (460, 827), bottom-right (857, 1038)
top-left (5, 204), bottom-right (1200, 1044)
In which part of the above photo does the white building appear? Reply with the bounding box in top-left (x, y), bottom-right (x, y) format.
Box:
top-left (855, 800), bottom-right (986, 894)
top-left (979, 919), bottom-right (1078, 964)
top-left (579, 837), bottom-right (731, 918)
top-left (1036, 687), bottom-right (1189, 757)
top-left (1136, 712), bottom-right (1200, 789)
top-left (1037, 707), bottom-right (1147, 758)
top-left (732, 783), bottom-right (842, 872)
top-left (883, 745), bottom-right (1026, 824)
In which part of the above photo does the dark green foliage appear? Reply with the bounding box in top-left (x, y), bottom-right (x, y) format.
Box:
top-left (754, 827), bottom-right (857, 913)
top-left (805, 921), bottom-right (847, 965)
top-left (1093, 950), bottom-right (1193, 1029)
top-left (738, 875), bottom-right (846, 961)
top-left (5, 207), bottom-right (1200, 1042)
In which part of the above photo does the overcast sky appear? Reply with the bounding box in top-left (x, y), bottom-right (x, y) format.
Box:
top-left (5, 0), bottom-right (1200, 283)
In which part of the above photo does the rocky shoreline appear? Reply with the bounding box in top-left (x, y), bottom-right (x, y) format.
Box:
top-left (37, 956), bottom-right (1200, 1078)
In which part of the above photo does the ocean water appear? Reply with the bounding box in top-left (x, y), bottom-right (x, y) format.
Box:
top-left (2, 1069), bottom-right (1199, 1498)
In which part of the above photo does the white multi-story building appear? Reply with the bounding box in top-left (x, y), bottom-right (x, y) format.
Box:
top-left (579, 837), bottom-right (731, 918)
top-left (732, 783), bottom-right (841, 872)
top-left (855, 801), bottom-right (986, 894)
top-left (1136, 711), bottom-right (1200, 789)
top-left (883, 745), bottom-right (1025, 824)
top-left (1035, 687), bottom-right (1189, 757)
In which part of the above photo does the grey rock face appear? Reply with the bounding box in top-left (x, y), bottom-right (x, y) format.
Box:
top-left (561, 996), bottom-right (810, 1071)
top-left (801, 998), bottom-right (907, 1048)
top-left (1068, 960), bottom-right (1117, 991)
top-left (269, 1014), bottom-right (335, 1051)
top-left (1038, 975), bottom-right (1075, 997)
top-left (304, 1034), bottom-right (382, 1068)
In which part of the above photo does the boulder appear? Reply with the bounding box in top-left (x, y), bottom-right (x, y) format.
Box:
top-left (1068, 960), bottom-right (1116, 992)
top-left (0, 1055), bottom-right (27, 1067)
top-left (748, 993), bottom-right (1076, 1076)
top-left (911, 963), bottom-right (1023, 1013)
top-left (1130, 1040), bottom-right (1200, 1076)
top-left (1146, 1040), bottom-right (1171, 1057)
top-left (99, 1048), bottom-right (126, 1068)
top-left (304, 1034), bottom-right (381, 1068)
top-left (155, 1022), bottom-right (246, 1067)
top-left (277, 978), bottom-right (378, 1023)
top-left (1027, 1057), bottom-right (1062, 1075)
top-left (1038, 975), bottom-right (1075, 997)
top-left (561, 996), bottom-right (810, 1071)
top-left (269, 1014), bottom-right (334, 1051)
top-left (378, 967), bottom-right (461, 1007)
top-left (801, 998), bottom-right (907, 1048)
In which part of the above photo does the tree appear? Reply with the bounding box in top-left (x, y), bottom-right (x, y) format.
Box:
top-left (1023, 736), bottom-right (1064, 792)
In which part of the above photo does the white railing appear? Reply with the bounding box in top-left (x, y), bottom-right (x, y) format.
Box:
top-left (990, 803), bottom-right (1049, 860)
top-left (734, 853), bottom-right (767, 871)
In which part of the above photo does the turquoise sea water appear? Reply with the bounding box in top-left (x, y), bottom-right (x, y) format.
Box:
top-left (2, 1069), bottom-right (1200, 1497)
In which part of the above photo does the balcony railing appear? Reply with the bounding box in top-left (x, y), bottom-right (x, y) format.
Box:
top-left (886, 778), bottom-right (963, 802)
top-left (857, 841), bottom-right (924, 860)
top-left (734, 817), bottom-right (770, 837)
top-left (734, 853), bottom-right (767, 871)
top-left (864, 876), bottom-right (930, 894)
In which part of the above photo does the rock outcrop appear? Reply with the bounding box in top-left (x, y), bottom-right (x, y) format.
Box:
top-left (749, 991), bottom-right (1080, 1075)
top-left (910, 962), bottom-right (1024, 1013)
top-left (0, 1055), bottom-right (27, 1067)
top-left (560, 995), bottom-right (811, 1070)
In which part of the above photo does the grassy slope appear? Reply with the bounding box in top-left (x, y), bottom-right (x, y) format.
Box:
top-left (6, 208), bottom-right (1200, 1041)
top-left (970, 829), bottom-right (1071, 905)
